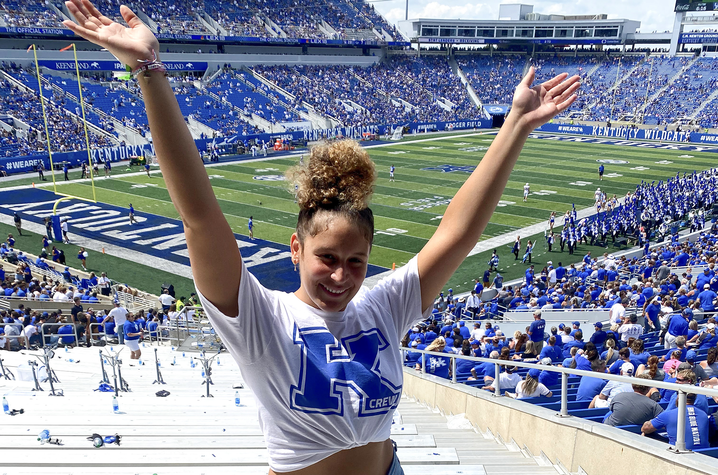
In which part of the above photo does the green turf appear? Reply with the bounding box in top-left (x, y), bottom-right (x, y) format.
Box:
top-left (4, 130), bottom-right (716, 295)
top-left (0, 221), bottom-right (197, 299)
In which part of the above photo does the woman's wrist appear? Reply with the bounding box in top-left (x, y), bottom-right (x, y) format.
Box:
top-left (503, 112), bottom-right (536, 138)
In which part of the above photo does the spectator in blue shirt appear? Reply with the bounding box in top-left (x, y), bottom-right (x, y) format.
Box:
top-left (416, 337), bottom-right (451, 379)
top-left (563, 330), bottom-right (585, 358)
top-left (698, 284), bottom-right (717, 313)
top-left (538, 357), bottom-right (560, 387)
top-left (539, 336), bottom-right (562, 363)
top-left (528, 309), bottom-right (546, 353)
top-left (643, 299), bottom-right (661, 332)
top-left (576, 359), bottom-right (608, 402)
top-left (665, 311), bottom-right (689, 349)
top-left (664, 367), bottom-right (711, 414)
top-left (589, 322), bottom-right (607, 351)
top-left (642, 388), bottom-right (710, 450)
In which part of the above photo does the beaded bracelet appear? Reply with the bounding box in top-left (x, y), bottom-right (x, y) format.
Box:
top-left (129, 49), bottom-right (167, 79)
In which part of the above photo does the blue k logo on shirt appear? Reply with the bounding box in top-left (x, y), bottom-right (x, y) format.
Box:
top-left (290, 325), bottom-right (402, 417)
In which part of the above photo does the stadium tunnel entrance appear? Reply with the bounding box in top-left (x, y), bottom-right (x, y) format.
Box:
top-left (484, 105), bottom-right (510, 128)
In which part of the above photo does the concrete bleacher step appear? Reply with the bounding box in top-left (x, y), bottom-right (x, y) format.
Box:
top-left (1, 467), bottom-right (492, 475)
top-left (0, 346), bottom-right (551, 474)
top-left (485, 467), bottom-right (561, 475)
top-left (398, 399), bottom-right (555, 470)
top-left (1, 447), bottom-right (460, 467)
top-left (1, 433), bottom-right (437, 449)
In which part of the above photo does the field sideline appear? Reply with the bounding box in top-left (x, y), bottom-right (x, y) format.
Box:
top-left (0, 130), bottom-right (715, 296)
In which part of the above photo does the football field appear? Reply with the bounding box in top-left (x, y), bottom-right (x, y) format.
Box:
top-left (1, 130), bottom-right (716, 297)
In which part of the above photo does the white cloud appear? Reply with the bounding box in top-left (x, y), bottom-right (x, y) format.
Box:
top-left (373, 0), bottom-right (680, 34)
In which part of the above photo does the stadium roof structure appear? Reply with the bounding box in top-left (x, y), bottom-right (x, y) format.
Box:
top-left (398, 4), bottom-right (640, 49)
top-left (399, 17), bottom-right (641, 47)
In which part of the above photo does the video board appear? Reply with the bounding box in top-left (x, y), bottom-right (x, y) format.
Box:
top-left (675, 0), bottom-right (718, 12)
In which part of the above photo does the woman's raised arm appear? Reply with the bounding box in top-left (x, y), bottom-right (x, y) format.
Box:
top-left (63, 0), bottom-right (241, 315)
top-left (417, 68), bottom-right (580, 311)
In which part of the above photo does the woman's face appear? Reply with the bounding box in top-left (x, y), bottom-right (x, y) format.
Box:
top-left (292, 215), bottom-right (371, 313)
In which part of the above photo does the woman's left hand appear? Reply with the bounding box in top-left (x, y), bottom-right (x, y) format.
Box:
top-left (510, 66), bottom-right (581, 131)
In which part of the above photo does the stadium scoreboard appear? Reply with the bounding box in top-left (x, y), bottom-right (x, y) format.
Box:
top-left (675, 0), bottom-right (718, 11)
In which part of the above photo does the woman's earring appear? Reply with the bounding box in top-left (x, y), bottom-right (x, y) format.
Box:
top-left (293, 259), bottom-right (297, 272)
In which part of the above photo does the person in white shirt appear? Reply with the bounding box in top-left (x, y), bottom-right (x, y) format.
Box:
top-left (511, 368), bottom-right (553, 399)
top-left (60, 3), bottom-right (581, 472)
top-left (158, 290), bottom-right (175, 311)
top-left (466, 290), bottom-right (480, 318)
top-left (592, 363), bottom-right (634, 408)
top-left (523, 183), bottom-right (530, 202)
top-left (97, 272), bottom-right (111, 296)
top-left (483, 365), bottom-right (522, 391)
top-left (23, 322), bottom-right (40, 347)
top-left (561, 325), bottom-right (575, 345)
top-left (106, 301), bottom-right (129, 345)
top-left (618, 313), bottom-right (644, 342)
top-left (609, 298), bottom-right (626, 326)
top-left (470, 322), bottom-right (485, 342)
top-left (53, 285), bottom-right (70, 302)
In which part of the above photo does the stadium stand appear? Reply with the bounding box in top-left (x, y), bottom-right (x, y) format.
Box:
top-left (456, 54), bottom-right (526, 106)
top-left (0, 0), bottom-right (64, 28)
top-left (0, 72), bottom-right (114, 156)
top-left (0, 0), bottom-right (398, 41)
top-left (5, 49), bottom-right (718, 159)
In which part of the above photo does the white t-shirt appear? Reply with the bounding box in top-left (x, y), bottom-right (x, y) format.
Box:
top-left (618, 323), bottom-right (643, 341)
top-left (159, 294), bottom-right (175, 306)
top-left (489, 371), bottom-right (522, 390)
top-left (53, 292), bottom-right (69, 302)
top-left (198, 256), bottom-right (430, 473)
top-left (609, 303), bottom-right (625, 325)
top-left (470, 328), bottom-right (485, 341)
top-left (23, 324), bottom-right (38, 339)
top-left (514, 380), bottom-right (551, 399)
top-left (108, 306), bottom-right (129, 326)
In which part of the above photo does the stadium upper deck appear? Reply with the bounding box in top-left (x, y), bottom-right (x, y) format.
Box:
top-left (4, 51), bottom-right (718, 159)
top-left (0, 0), bottom-right (399, 41)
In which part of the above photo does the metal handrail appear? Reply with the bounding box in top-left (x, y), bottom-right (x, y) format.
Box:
top-left (88, 322), bottom-right (106, 347)
top-left (40, 322), bottom-right (79, 347)
top-left (404, 347), bottom-right (718, 453)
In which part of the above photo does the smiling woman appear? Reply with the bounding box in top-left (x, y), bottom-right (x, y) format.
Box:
top-left (286, 140), bottom-right (376, 312)
top-left (61, 0), bottom-right (579, 473)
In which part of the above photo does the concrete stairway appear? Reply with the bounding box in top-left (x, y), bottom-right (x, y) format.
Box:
top-left (0, 343), bottom-right (559, 474)
top-left (397, 400), bottom-right (561, 475)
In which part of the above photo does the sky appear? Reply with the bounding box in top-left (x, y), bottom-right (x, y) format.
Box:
top-left (370, 0), bottom-right (681, 34)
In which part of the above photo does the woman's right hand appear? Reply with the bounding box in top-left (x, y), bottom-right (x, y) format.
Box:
top-left (63, 0), bottom-right (160, 70)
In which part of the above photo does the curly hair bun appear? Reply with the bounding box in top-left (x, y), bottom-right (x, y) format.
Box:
top-left (288, 139), bottom-right (376, 211)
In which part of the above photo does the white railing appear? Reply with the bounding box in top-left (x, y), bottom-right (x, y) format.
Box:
top-left (404, 347), bottom-right (718, 453)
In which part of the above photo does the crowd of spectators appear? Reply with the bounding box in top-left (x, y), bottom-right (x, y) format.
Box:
top-left (140, 0), bottom-right (208, 35)
top-left (457, 54), bottom-right (526, 105)
top-left (0, 0), bottom-right (64, 28)
top-left (254, 56), bottom-right (482, 127)
top-left (0, 0), bottom-right (396, 41)
top-left (6, 51), bottom-right (718, 161)
top-left (404, 218), bottom-right (718, 450)
top-left (0, 239), bottom-right (199, 351)
top-left (0, 77), bottom-right (113, 156)
top-left (640, 56), bottom-right (696, 124)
